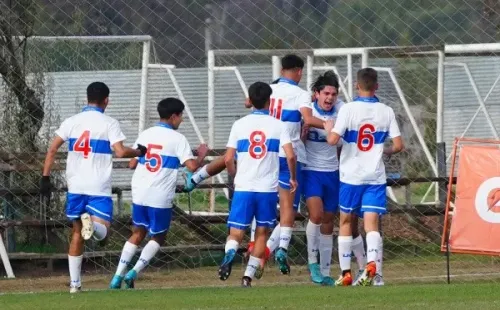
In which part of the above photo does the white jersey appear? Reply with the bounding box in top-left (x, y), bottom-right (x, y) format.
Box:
top-left (227, 110), bottom-right (292, 192)
top-left (332, 96), bottom-right (401, 185)
top-left (55, 106), bottom-right (126, 197)
top-left (131, 123), bottom-right (194, 209)
top-left (303, 100), bottom-right (344, 172)
top-left (270, 78), bottom-right (310, 164)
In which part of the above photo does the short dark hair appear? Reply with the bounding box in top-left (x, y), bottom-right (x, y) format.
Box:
top-left (87, 82), bottom-right (110, 104)
top-left (281, 54), bottom-right (304, 70)
top-left (157, 98), bottom-right (185, 119)
top-left (357, 68), bottom-right (378, 91)
top-left (311, 70), bottom-right (339, 93)
top-left (248, 82), bottom-right (272, 110)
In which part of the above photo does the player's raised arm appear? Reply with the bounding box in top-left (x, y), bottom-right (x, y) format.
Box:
top-left (383, 109), bottom-right (404, 156)
top-left (108, 120), bottom-right (147, 158)
top-left (299, 93), bottom-right (325, 129)
top-left (184, 143), bottom-right (209, 172)
top-left (224, 122), bottom-right (239, 178)
top-left (325, 105), bottom-right (347, 145)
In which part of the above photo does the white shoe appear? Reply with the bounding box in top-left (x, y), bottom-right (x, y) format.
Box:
top-left (373, 274), bottom-right (384, 286)
top-left (80, 213), bottom-right (94, 240)
top-left (352, 269), bottom-right (364, 286)
top-left (70, 285), bottom-right (82, 294)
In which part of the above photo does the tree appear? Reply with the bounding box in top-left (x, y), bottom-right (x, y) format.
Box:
top-left (0, 0), bottom-right (44, 153)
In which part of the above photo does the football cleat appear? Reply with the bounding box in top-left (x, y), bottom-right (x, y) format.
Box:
top-left (241, 276), bottom-right (252, 288)
top-left (373, 273), bottom-right (385, 286)
top-left (335, 272), bottom-right (353, 286)
top-left (275, 247), bottom-right (291, 275)
top-left (308, 263), bottom-right (323, 284)
top-left (218, 249), bottom-right (236, 281)
top-left (124, 270), bottom-right (137, 289)
top-left (182, 168), bottom-right (197, 192)
top-left (321, 276), bottom-right (335, 287)
top-left (109, 275), bottom-right (123, 289)
top-left (356, 262), bottom-right (377, 286)
top-left (80, 213), bottom-right (94, 241)
top-left (69, 285), bottom-right (82, 294)
top-left (352, 269), bottom-right (365, 286)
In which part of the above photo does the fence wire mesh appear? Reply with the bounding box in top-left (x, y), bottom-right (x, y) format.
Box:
top-left (1, 0), bottom-right (500, 292)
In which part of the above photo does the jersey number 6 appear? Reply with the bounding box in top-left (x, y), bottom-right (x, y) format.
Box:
top-left (249, 131), bottom-right (267, 159)
top-left (357, 124), bottom-right (375, 152)
top-left (145, 144), bottom-right (163, 172)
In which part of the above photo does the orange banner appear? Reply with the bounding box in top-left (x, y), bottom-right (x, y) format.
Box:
top-left (448, 144), bottom-right (500, 255)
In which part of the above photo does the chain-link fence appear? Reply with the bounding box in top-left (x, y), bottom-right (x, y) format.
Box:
top-left (1, 0), bottom-right (500, 292)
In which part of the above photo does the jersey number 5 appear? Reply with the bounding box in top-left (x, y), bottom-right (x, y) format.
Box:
top-left (357, 124), bottom-right (375, 152)
top-left (74, 130), bottom-right (92, 158)
top-left (269, 98), bottom-right (283, 120)
top-left (145, 144), bottom-right (163, 172)
top-left (249, 131), bottom-right (267, 159)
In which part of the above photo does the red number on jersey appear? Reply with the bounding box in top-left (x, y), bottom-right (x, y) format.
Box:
top-left (357, 124), bottom-right (375, 152)
top-left (248, 131), bottom-right (267, 159)
top-left (145, 144), bottom-right (163, 172)
top-left (269, 98), bottom-right (283, 120)
top-left (74, 130), bottom-right (92, 158)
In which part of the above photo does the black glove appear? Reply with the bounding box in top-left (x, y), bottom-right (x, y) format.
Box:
top-left (40, 176), bottom-right (52, 196)
top-left (136, 144), bottom-right (147, 157)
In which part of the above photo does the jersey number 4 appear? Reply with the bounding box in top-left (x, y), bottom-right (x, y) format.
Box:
top-left (74, 130), bottom-right (92, 158)
top-left (249, 131), bottom-right (267, 159)
top-left (357, 124), bottom-right (375, 152)
top-left (145, 144), bottom-right (163, 173)
top-left (269, 98), bottom-right (283, 120)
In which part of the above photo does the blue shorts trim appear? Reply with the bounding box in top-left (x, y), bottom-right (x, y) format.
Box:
top-left (303, 170), bottom-right (339, 213)
top-left (279, 158), bottom-right (304, 210)
top-left (228, 191), bottom-right (277, 230)
top-left (66, 193), bottom-right (113, 222)
top-left (339, 182), bottom-right (387, 215)
top-left (132, 204), bottom-right (173, 235)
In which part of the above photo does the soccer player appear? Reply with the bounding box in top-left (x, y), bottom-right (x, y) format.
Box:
top-left (109, 98), bottom-right (208, 289)
top-left (266, 54), bottom-right (325, 275)
top-left (218, 81), bottom-right (296, 287)
top-left (324, 68), bottom-right (404, 286)
top-left (40, 82), bottom-right (147, 293)
top-left (302, 71), bottom-right (344, 286)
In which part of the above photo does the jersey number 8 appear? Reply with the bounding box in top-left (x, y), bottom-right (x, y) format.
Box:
top-left (249, 131), bottom-right (267, 159)
top-left (357, 124), bottom-right (375, 152)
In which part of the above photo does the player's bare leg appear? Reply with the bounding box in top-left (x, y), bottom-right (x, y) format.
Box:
top-left (68, 221), bottom-right (85, 293)
top-left (219, 228), bottom-right (245, 281)
top-left (336, 211), bottom-right (353, 286)
top-left (184, 155), bottom-right (226, 191)
top-left (242, 226), bottom-right (269, 287)
top-left (357, 212), bottom-right (380, 286)
top-left (319, 211), bottom-right (335, 286)
top-left (305, 197), bottom-right (323, 283)
top-left (351, 215), bottom-right (367, 285)
top-left (274, 187), bottom-right (294, 274)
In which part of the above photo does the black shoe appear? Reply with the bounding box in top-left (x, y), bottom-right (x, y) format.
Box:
top-left (218, 249), bottom-right (236, 281)
top-left (241, 276), bottom-right (252, 288)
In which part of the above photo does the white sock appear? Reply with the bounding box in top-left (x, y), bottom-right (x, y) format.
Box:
top-left (306, 220), bottom-right (321, 264)
top-left (68, 255), bottom-right (83, 287)
top-left (279, 226), bottom-right (293, 250)
top-left (250, 218), bottom-right (256, 242)
top-left (92, 222), bottom-right (108, 241)
top-left (225, 239), bottom-right (239, 253)
top-left (266, 224), bottom-right (280, 252)
top-left (376, 237), bottom-right (383, 276)
top-left (132, 240), bottom-right (161, 273)
top-left (244, 255), bottom-right (260, 279)
top-left (192, 165), bottom-right (210, 184)
top-left (319, 233), bottom-right (333, 277)
top-left (366, 231), bottom-right (381, 264)
top-left (338, 236), bottom-right (353, 272)
top-left (115, 241), bottom-right (137, 277)
top-left (352, 235), bottom-right (367, 270)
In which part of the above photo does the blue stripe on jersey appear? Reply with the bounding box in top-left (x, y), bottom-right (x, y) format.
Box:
top-left (236, 139), bottom-right (280, 153)
top-left (68, 138), bottom-right (112, 154)
top-left (281, 110), bottom-right (301, 122)
top-left (307, 130), bottom-right (327, 142)
top-left (137, 155), bottom-right (180, 169)
top-left (343, 130), bottom-right (388, 144)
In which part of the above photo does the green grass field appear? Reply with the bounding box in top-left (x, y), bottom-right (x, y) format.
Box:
top-left (1, 283), bottom-right (499, 309)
